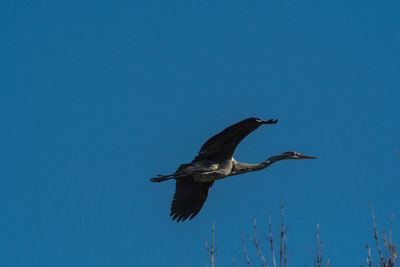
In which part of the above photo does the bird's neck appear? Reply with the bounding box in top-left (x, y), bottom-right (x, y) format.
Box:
top-left (230, 154), bottom-right (288, 176)
top-left (264, 154), bottom-right (289, 167)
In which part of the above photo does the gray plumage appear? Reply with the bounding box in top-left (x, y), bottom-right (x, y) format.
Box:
top-left (151, 117), bottom-right (316, 222)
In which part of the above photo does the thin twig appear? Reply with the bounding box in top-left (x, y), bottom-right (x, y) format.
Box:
top-left (283, 228), bottom-right (288, 267)
top-left (316, 224), bottom-right (320, 267)
top-left (305, 245), bottom-right (316, 263)
top-left (366, 244), bottom-right (373, 267)
top-left (211, 222), bottom-right (216, 267)
top-left (305, 224), bottom-right (328, 267)
top-left (383, 227), bottom-right (390, 260)
top-left (325, 258), bottom-right (330, 267)
top-left (265, 212), bottom-right (277, 267)
top-left (280, 201), bottom-right (284, 267)
top-left (370, 202), bottom-right (385, 263)
top-left (252, 218), bottom-right (269, 267)
top-left (389, 212), bottom-right (394, 246)
top-left (205, 222), bottom-right (217, 267)
top-left (382, 213), bottom-right (397, 266)
top-left (389, 213), bottom-right (398, 264)
top-left (241, 233), bottom-right (253, 267)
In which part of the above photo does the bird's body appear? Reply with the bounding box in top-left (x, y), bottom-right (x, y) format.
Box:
top-left (174, 159), bottom-right (233, 182)
top-left (151, 117), bottom-right (316, 222)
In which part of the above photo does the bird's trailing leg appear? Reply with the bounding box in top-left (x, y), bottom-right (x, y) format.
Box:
top-left (150, 173), bottom-right (187, 182)
top-left (150, 174), bottom-right (175, 182)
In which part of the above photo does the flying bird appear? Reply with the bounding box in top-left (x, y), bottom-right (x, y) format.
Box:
top-left (151, 118), bottom-right (316, 222)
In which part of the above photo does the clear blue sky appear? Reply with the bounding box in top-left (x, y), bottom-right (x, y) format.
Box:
top-left (1, 1), bottom-right (399, 266)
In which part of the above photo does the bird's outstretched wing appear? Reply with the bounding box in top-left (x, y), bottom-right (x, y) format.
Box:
top-left (194, 118), bottom-right (278, 162)
top-left (170, 176), bottom-right (214, 222)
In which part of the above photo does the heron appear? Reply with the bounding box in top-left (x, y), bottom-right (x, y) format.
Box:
top-left (151, 117), bottom-right (316, 222)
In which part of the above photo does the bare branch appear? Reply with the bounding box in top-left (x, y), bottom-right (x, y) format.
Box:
top-left (283, 228), bottom-right (288, 267)
top-left (241, 233), bottom-right (253, 267)
top-left (370, 202), bottom-right (385, 263)
top-left (265, 212), bottom-right (277, 267)
top-left (389, 212), bottom-right (394, 246)
top-left (305, 224), bottom-right (328, 267)
top-left (205, 222), bottom-right (217, 267)
top-left (252, 217), bottom-right (269, 267)
top-left (365, 202), bottom-right (399, 266)
top-left (383, 216), bottom-right (397, 266)
top-left (316, 224), bottom-right (320, 266)
top-left (325, 258), bottom-right (330, 267)
top-left (280, 201), bottom-right (284, 267)
top-left (366, 244), bottom-right (373, 267)
top-left (304, 245), bottom-right (316, 263)
top-left (389, 213), bottom-right (398, 264)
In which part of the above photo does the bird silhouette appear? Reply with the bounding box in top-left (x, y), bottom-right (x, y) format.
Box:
top-left (151, 118), bottom-right (316, 222)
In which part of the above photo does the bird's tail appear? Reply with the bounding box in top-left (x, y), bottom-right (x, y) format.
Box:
top-left (150, 174), bottom-right (175, 182)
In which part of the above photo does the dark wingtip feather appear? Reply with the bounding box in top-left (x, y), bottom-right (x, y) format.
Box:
top-left (169, 178), bottom-right (214, 223)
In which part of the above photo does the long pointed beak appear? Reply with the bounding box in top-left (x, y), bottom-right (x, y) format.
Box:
top-left (299, 154), bottom-right (317, 159)
top-left (261, 119), bottom-right (278, 125)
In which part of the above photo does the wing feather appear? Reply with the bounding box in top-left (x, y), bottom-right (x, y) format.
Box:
top-left (194, 118), bottom-right (277, 162)
top-left (170, 176), bottom-right (214, 222)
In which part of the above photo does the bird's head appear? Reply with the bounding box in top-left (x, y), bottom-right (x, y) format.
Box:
top-left (281, 151), bottom-right (317, 160)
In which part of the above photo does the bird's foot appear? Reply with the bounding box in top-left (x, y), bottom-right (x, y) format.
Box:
top-left (150, 174), bottom-right (174, 182)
